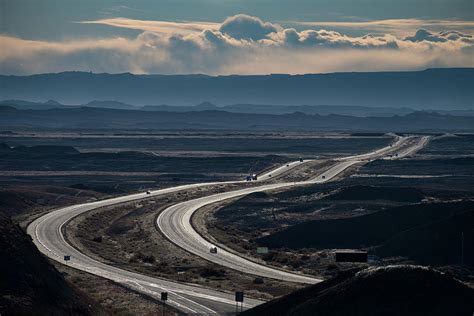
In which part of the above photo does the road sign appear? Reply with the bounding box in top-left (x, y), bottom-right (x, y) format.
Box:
top-left (257, 247), bottom-right (268, 254)
top-left (64, 255), bottom-right (71, 261)
top-left (161, 292), bottom-right (168, 301)
top-left (160, 292), bottom-right (168, 316)
top-left (235, 291), bottom-right (244, 314)
top-left (235, 291), bottom-right (244, 302)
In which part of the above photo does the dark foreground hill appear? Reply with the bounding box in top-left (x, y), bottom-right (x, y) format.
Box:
top-left (242, 265), bottom-right (474, 316)
top-left (0, 68), bottom-right (472, 109)
top-left (0, 213), bottom-right (95, 315)
top-left (377, 210), bottom-right (474, 265)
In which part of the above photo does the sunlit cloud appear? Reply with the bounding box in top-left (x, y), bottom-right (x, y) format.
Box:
top-left (1, 15), bottom-right (473, 75)
top-left (289, 19), bottom-right (474, 36)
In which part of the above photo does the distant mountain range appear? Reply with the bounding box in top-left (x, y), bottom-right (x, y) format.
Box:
top-left (1, 68), bottom-right (473, 109)
top-left (1, 105), bottom-right (473, 132)
top-left (1, 100), bottom-right (473, 117)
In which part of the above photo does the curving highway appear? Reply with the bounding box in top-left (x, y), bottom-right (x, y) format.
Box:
top-left (156, 160), bottom-right (362, 284)
top-left (27, 135), bottom-right (428, 314)
top-left (155, 137), bottom-right (426, 284)
top-left (28, 183), bottom-right (265, 314)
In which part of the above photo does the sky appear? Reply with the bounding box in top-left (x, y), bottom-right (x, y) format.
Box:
top-left (1, 0), bottom-right (473, 75)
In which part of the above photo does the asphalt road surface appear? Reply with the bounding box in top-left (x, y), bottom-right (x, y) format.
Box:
top-left (27, 135), bottom-right (427, 314)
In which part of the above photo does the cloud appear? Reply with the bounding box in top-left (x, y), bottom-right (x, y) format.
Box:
top-left (271, 28), bottom-right (399, 49)
top-left (219, 14), bottom-right (281, 40)
top-left (405, 29), bottom-right (473, 44)
top-left (1, 15), bottom-right (473, 75)
top-left (80, 18), bottom-right (219, 35)
top-left (291, 19), bottom-right (474, 37)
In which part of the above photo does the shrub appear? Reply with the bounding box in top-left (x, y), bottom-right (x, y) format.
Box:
top-left (327, 263), bottom-right (338, 270)
top-left (142, 254), bottom-right (156, 264)
top-left (200, 268), bottom-right (226, 278)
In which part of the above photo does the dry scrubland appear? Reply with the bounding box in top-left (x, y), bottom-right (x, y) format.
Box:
top-left (2, 132), bottom-right (473, 314)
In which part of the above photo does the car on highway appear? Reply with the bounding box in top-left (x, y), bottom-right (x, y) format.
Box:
top-left (146, 190), bottom-right (151, 195)
top-left (210, 246), bottom-right (218, 254)
top-left (299, 158), bottom-right (303, 162)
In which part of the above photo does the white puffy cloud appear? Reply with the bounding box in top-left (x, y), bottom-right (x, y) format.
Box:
top-left (269, 28), bottom-right (399, 49)
top-left (0, 14), bottom-right (473, 75)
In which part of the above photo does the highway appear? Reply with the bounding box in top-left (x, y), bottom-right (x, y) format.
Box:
top-left (385, 136), bottom-right (430, 159)
top-left (156, 160), bottom-right (361, 284)
top-left (27, 135), bottom-right (427, 314)
top-left (155, 137), bottom-right (423, 284)
top-left (28, 183), bottom-right (265, 314)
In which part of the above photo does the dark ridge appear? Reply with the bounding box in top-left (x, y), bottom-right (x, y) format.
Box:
top-left (441, 157), bottom-right (474, 165)
top-left (0, 105), bottom-right (18, 112)
top-left (1, 68), bottom-right (472, 108)
top-left (0, 185), bottom-right (103, 216)
top-left (377, 210), bottom-right (474, 265)
top-left (257, 201), bottom-right (474, 252)
top-left (0, 143), bottom-right (80, 155)
top-left (0, 106), bottom-right (473, 131)
top-left (242, 265), bottom-right (474, 316)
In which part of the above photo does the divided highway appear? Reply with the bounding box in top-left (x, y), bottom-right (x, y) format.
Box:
top-left (28, 183), bottom-right (264, 314)
top-left (27, 135), bottom-right (427, 314)
top-left (156, 136), bottom-right (428, 284)
top-left (157, 160), bottom-right (361, 284)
